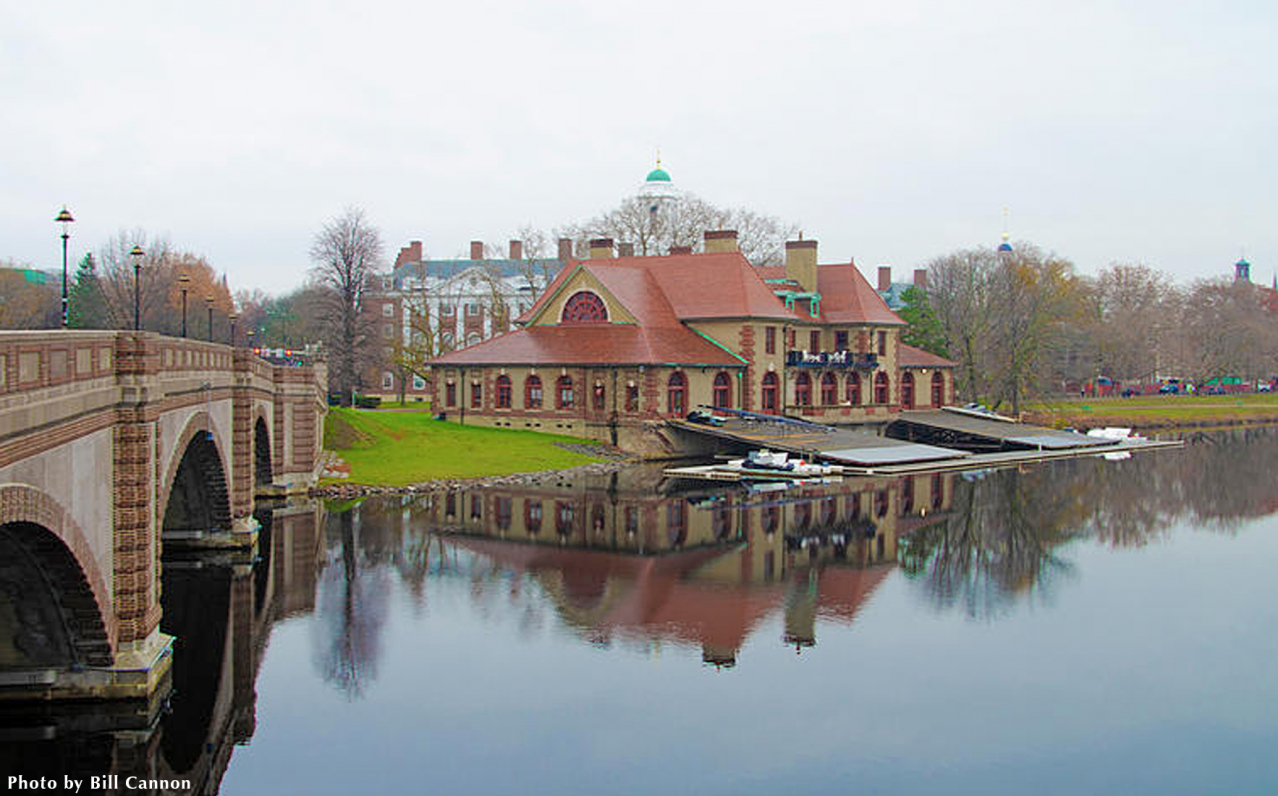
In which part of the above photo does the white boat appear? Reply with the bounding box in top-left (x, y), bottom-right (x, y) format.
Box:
top-left (1087, 427), bottom-right (1148, 443)
top-left (730, 450), bottom-right (836, 478)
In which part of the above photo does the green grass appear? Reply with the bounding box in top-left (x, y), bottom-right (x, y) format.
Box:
top-left (1026, 393), bottom-right (1278, 427)
top-left (373, 399), bottom-right (433, 410)
top-left (323, 407), bottom-right (603, 485)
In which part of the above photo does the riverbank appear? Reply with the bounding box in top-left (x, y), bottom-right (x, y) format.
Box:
top-left (1025, 394), bottom-right (1278, 429)
top-left (319, 407), bottom-right (617, 489)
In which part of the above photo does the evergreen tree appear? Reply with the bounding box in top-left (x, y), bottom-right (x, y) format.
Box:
top-left (898, 284), bottom-right (949, 358)
top-left (67, 253), bottom-right (109, 329)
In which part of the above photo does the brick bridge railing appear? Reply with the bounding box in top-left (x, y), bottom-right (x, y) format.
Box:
top-left (0, 330), bottom-right (327, 701)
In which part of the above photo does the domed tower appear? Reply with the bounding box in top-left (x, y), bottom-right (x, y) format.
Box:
top-left (997, 207), bottom-right (1013, 253)
top-left (1235, 256), bottom-right (1251, 283)
top-left (634, 153), bottom-right (680, 256)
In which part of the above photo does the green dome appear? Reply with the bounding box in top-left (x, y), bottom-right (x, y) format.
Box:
top-left (645, 167), bottom-right (671, 182)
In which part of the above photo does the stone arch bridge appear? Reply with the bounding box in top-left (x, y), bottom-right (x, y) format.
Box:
top-left (0, 331), bottom-right (326, 700)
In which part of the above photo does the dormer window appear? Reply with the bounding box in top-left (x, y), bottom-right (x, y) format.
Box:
top-left (561, 290), bottom-right (608, 323)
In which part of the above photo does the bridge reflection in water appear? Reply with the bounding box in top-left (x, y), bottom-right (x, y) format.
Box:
top-left (0, 500), bottom-right (323, 794)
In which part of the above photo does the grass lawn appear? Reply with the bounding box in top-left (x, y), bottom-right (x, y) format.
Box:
top-left (323, 407), bottom-right (604, 485)
top-left (1026, 393), bottom-right (1278, 428)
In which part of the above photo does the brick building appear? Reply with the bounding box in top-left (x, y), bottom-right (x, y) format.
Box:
top-left (429, 230), bottom-right (956, 452)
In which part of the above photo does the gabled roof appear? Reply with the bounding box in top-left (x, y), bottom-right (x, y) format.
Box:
top-left (899, 343), bottom-right (958, 368)
top-left (816, 263), bottom-right (906, 326)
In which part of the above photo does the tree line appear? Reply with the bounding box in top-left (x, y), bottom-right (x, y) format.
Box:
top-left (901, 244), bottom-right (1275, 411)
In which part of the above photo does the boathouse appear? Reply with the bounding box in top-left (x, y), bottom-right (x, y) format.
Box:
top-left (428, 231), bottom-right (956, 454)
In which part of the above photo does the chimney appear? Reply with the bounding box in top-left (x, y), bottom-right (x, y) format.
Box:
top-left (913, 268), bottom-right (928, 290)
top-left (557, 237), bottom-right (573, 261)
top-left (670, 245), bottom-right (694, 255)
top-left (395, 246), bottom-right (410, 268)
top-left (785, 239), bottom-right (818, 293)
top-left (878, 265), bottom-right (892, 291)
top-left (589, 238), bottom-right (614, 259)
top-left (409, 241), bottom-right (422, 262)
top-left (704, 229), bottom-right (739, 254)
top-left (470, 240), bottom-right (484, 260)
top-left (617, 241), bottom-right (635, 257)
top-left (509, 240), bottom-right (523, 260)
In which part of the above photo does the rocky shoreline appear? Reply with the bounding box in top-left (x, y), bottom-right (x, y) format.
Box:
top-left (312, 443), bottom-right (640, 499)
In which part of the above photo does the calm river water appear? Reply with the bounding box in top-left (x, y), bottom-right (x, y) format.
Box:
top-left (6, 428), bottom-right (1278, 794)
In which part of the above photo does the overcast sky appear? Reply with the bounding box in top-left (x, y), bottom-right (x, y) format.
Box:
top-left (3, 1), bottom-right (1274, 295)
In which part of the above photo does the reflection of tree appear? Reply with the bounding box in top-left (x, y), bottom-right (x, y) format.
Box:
top-left (900, 467), bottom-right (1083, 619)
top-left (313, 510), bottom-right (390, 700)
top-left (901, 428), bottom-right (1278, 617)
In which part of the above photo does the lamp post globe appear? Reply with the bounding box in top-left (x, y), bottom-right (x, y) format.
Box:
top-left (56, 207), bottom-right (74, 328)
top-left (177, 273), bottom-right (191, 338)
top-left (130, 244), bottom-right (144, 331)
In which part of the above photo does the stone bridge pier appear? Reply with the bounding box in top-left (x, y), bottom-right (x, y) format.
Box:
top-left (0, 331), bottom-right (327, 701)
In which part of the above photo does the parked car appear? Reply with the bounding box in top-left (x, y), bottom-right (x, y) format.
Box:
top-left (1159, 383), bottom-right (1180, 394)
top-left (1206, 385), bottom-right (1226, 395)
top-left (1259, 383), bottom-right (1273, 393)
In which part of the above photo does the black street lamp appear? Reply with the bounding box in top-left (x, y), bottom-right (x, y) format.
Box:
top-left (130, 244), bottom-right (144, 331)
top-left (55, 207), bottom-right (74, 328)
top-left (246, 329), bottom-right (255, 352)
top-left (205, 296), bottom-right (214, 343)
top-left (178, 273), bottom-right (190, 338)
top-left (228, 310), bottom-right (239, 347)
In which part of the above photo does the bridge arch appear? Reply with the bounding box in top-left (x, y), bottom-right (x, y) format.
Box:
top-left (0, 485), bottom-right (114, 667)
top-left (253, 413), bottom-right (273, 488)
top-left (159, 412), bottom-right (232, 539)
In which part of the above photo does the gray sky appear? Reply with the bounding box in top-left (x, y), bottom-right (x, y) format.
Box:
top-left (3, 1), bottom-right (1274, 295)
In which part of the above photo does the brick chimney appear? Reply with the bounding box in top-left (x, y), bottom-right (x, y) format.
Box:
top-left (878, 265), bottom-right (892, 291)
top-left (785, 239), bottom-right (818, 293)
top-left (557, 237), bottom-right (573, 261)
top-left (509, 240), bottom-right (523, 260)
top-left (913, 268), bottom-right (928, 290)
top-left (409, 241), bottom-right (422, 262)
top-left (704, 229), bottom-right (739, 254)
top-left (670, 245), bottom-right (693, 255)
top-left (617, 241), bottom-right (635, 257)
top-left (470, 241), bottom-right (484, 260)
top-left (589, 238), bottom-right (614, 259)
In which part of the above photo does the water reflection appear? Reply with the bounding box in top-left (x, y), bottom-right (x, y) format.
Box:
top-left (5, 427), bottom-right (1278, 792)
top-left (0, 500), bottom-right (323, 795)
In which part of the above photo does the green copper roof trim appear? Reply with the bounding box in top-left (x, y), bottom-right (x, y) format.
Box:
top-left (689, 327), bottom-right (749, 365)
top-left (645, 168), bottom-right (672, 182)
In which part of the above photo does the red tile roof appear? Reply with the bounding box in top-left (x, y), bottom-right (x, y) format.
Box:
top-left (899, 343), bottom-right (956, 368)
top-left (815, 263), bottom-right (905, 326)
top-left (431, 324), bottom-right (745, 367)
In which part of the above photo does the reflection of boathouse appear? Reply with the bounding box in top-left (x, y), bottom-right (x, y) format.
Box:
top-left (410, 469), bottom-right (954, 666)
top-left (430, 233), bottom-right (956, 453)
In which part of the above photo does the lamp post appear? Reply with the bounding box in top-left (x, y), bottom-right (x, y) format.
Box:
top-left (246, 329), bottom-right (255, 353)
top-left (55, 207), bottom-right (74, 328)
top-left (228, 311), bottom-right (239, 347)
top-left (178, 273), bottom-right (191, 337)
top-left (205, 296), bottom-right (214, 343)
top-left (130, 245), bottom-right (144, 331)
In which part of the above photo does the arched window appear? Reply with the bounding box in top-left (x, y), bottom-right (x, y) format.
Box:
top-left (713, 372), bottom-right (732, 409)
top-left (874, 371), bottom-right (889, 404)
top-left (525, 375), bottom-right (543, 409)
top-left (820, 372), bottom-right (838, 405)
top-left (931, 371), bottom-right (945, 407)
top-left (556, 375), bottom-right (575, 409)
top-left (902, 372), bottom-right (915, 409)
top-left (496, 375), bottom-right (512, 408)
top-left (761, 372), bottom-right (779, 414)
top-left (795, 373), bottom-right (812, 406)
top-left (847, 372), bottom-right (861, 406)
top-left (667, 371), bottom-right (687, 417)
top-left (525, 499), bottom-right (542, 534)
top-left (592, 381), bottom-right (606, 411)
top-left (561, 291), bottom-right (608, 323)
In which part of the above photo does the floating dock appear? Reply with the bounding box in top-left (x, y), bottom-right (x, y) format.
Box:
top-left (665, 406), bottom-right (1183, 480)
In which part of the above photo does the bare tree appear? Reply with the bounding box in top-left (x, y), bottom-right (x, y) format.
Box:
top-left (560, 193), bottom-right (796, 265)
top-left (310, 208), bottom-right (384, 404)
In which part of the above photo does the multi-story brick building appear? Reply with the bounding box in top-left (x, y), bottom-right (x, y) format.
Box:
top-left (430, 230), bottom-right (956, 451)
